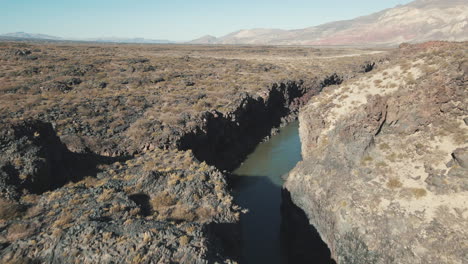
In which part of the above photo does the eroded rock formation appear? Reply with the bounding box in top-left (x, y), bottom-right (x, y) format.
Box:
top-left (285, 42), bottom-right (468, 263)
top-left (0, 121), bottom-right (241, 263)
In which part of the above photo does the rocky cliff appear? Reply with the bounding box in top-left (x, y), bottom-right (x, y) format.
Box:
top-left (0, 121), bottom-right (241, 263)
top-left (0, 43), bottom-right (385, 263)
top-left (285, 42), bottom-right (468, 263)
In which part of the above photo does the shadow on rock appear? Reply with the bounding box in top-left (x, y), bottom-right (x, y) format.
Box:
top-left (128, 193), bottom-right (152, 216)
top-left (281, 188), bottom-right (336, 264)
top-left (0, 120), bottom-right (131, 197)
top-left (229, 174), bottom-right (335, 264)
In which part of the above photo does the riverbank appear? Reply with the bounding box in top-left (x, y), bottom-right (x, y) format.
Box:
top-left (285, 41), bottom-right (468, 263)
top-left (0, 42), bottom-right (386, 263)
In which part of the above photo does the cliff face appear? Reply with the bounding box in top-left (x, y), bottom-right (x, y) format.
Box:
top-left (0, 43), bottom-right (384, 263)
top-left (285, 42), bottom-right (468, 263)
top-left (0, 121), bottom-right (241, 263)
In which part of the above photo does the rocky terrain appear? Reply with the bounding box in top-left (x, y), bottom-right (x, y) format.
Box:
top-left (0, 42), bottom-right (386, 263)
top-left (285, 41), bottom-right (468, 263)
top-left (191, 0), bottom-right (468, 46)
top-left (0, 43), bottom-right (382, 169)
top-left (0, 120), bottom-right (240, 263)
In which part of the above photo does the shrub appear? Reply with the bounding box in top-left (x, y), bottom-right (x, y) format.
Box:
top-left (170, 205), bottom-right (196, 221)
top-left (195, 206), bottom-right (215, 222)
top-left (379, 143), bottom-right (391, 151)
top-left (387, 178), bottom-right (403, 189)
top-left (97, 189), bottom-right (114, 202)
top-left (7, 222), bottom-right (34, 241)
top-left (0, 199), bottom-right (24, 220)
top-left (410, 188), bottom-right (427, 198)
top-left (150, 192), bottom-right (176, 212)
top-left (52, 211), bottom-right (73, 228)
top-left (179, 235), bottom-right (190, 246)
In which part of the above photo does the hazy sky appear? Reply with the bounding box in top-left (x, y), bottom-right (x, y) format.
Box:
top-left (1, 0), bottom-right (413, 41)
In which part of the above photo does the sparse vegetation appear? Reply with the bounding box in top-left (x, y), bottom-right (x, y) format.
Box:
top-left (179, 235), bottom-right (190, 246)
top-left (150, 192), bottom-right (177, 211)
top-left (52, 211), bottom-right (73, 228)
top-left (409, 188), bottom-right (427, 198)
top-left (387, 178), bottom-right (403, 189)
top-left (0, 41), bottom-right (384, 156)
top-left (7, 222), bottom-right (34, 241)
top-left (361, 155), bottom-right (373, 165)
top-left (0, 40), bottom-right (465, 264)
top-left (0, 199), bottom-right (24, 220)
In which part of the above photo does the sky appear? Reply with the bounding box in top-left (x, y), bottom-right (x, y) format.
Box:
top-left (0, 0), bottom-right (413, 41)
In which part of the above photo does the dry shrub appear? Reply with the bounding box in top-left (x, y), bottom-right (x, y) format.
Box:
top-left (7, 222), bottom-right (35, 241)
top-left (409, 188), bottom-right (427, 198)
top-left (179, 235), bottom-right (190, 246)
top-left (52, 211), bottom-right (73, 228)
top-left (1, 255), bottom-right (35, 264)
top-left (360, 155), bottom-right (373, 165)
top-left (25, 205), bottom-right (43, 219)
top-left (387, 178), bottom-right (403, 189)
top-left (109, 203), bottom-right (123, 213)
top-left (80, 176), bottom-right (99, 188)
top-left (150, 192), bottom-right (176, 212)
top-left (170, 205), bottom-right (195, 221)
top-left (195, 206), bottom-right (215, 222)
top-left (0, 199), bottom-right (24, 220)
top-left (97, 189), bottom-right (114, 202)
top-left (379, 143), bottom-right (391, 151)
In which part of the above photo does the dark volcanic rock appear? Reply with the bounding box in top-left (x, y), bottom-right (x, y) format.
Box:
top-left (177, 78), bottom-right (331, 171)
top-left (14, 49), bottom-right (31, 56)
top-left (0, 120), bottom-right (70, 197)
top-left (0, 120), bottom-right (128, 197)
top-left (0, 122), bottom-right (240, 263)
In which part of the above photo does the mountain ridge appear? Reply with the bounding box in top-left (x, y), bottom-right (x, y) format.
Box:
top-left (191, 0), bottom-right (468, 46)
top-left (0, 32), bottom-right (174, 44)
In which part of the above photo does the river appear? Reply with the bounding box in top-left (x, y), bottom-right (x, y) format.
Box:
top-left (232, 121), bottom-right (301, 264)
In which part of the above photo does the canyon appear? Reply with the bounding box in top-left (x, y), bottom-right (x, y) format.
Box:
top-left (286, 41), bottom-right (467, 263)
top-left (0, 40), bottom-right (466, 264)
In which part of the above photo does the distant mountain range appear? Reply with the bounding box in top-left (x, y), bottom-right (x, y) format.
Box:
top-left (83, 37), bottom-right (173, 44)
top-left (0, 32), bottom-right (63, 40)
top-left (2, 0), bottom-right (467, 46)
top-left (190, 0), bottom-right (468, 46)
top-left (0, 32), bottom-right (174, 44)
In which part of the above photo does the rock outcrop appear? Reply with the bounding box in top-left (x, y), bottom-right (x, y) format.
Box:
top-left (0, 121), bottom-right (241, 263)
top-left (0, 42), bottom-right (386, 263)
top-left (285, 42), bottom-right (468, 263)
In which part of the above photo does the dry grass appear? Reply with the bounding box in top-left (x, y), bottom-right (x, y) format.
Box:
top-left (409, 188), bottom-right (427, 198)
top-left (387, 178), bottom-right (403, 189)
top-left (379, 143), bottom-right (391, 151)
top-left (1, 256), bottom-right (35, 264)
top-left (52, 211), bottom-right (73, 228)
top-left (7, 222), bottom-right (34, 241)
top-left (179, 235), bottom-right (190, 246)
top-left (170, 204), bottom-right (196, 222)
top-left (195, 206), bottom-right (215, 222)
top-left (361, 155), bottom-right (373, 165)
top-left (0, 199), bottom-right (24, 220)
top-left (150, 192), bottom-right (176, 212)
top-left (0, 41), bottom-right (386, 155)
top-left (109, 202), bottom-right (123, 213)
top-left (97, 189), bottom-right (114, 202)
